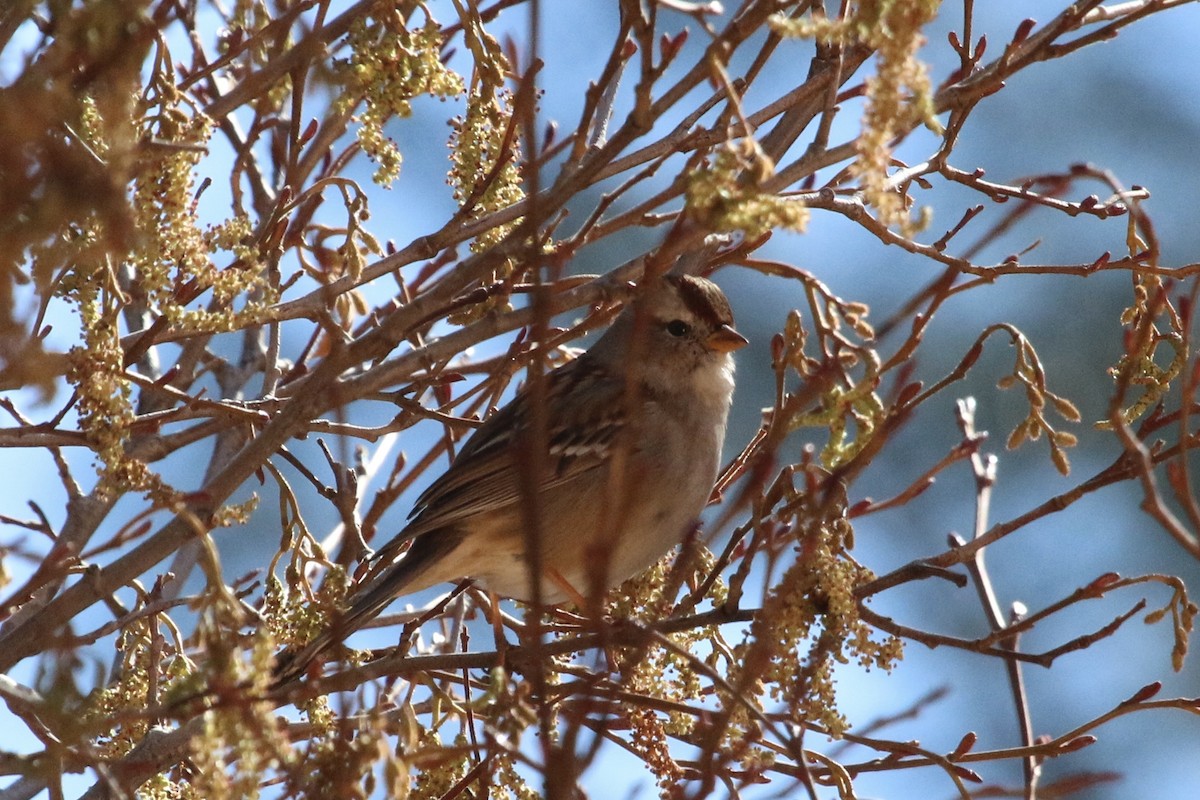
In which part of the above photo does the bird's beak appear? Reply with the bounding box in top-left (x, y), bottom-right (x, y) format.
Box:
top-left (706, 324), bottom-right (749, 353)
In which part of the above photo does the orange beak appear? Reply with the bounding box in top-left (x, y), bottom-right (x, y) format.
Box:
top-left (706, 324), bottom-right (749, 353)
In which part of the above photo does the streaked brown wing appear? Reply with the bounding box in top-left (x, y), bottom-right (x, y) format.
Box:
top-left (372, 356), bottom-right (626, 563)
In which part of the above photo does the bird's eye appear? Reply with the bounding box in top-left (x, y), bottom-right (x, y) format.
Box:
top-left (666, 320), bottom-right (690, 337)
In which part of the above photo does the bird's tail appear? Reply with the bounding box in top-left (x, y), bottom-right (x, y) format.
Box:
top-left (272, 530), bottom-right (463, 687)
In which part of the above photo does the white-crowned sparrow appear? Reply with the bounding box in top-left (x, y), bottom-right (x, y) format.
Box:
top-left (278, 273), bottom-right (745, 680)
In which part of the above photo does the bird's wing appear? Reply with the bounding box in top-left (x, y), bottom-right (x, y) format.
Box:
top-left (371, 356), bottom-right (629, 563)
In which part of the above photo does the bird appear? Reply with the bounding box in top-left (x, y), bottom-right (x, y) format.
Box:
top-left (276, 272), bottom-right (746, 682)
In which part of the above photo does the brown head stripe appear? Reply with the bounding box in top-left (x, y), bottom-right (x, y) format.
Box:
top-left (666, 274), bottom-right (735, 327)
